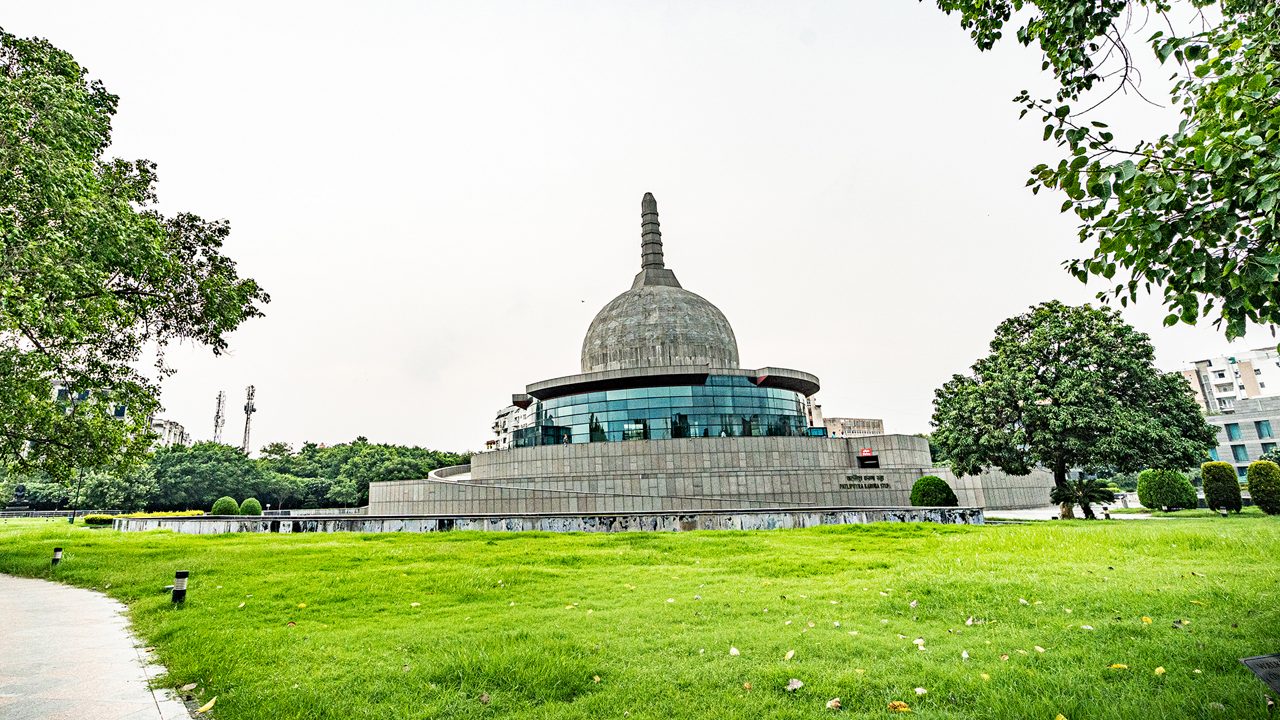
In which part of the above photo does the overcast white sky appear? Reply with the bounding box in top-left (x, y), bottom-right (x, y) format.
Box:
top-left (5, 1), bottom-right (1275, 452)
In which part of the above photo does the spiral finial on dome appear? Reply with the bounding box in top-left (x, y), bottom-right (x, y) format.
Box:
top-left (641, 192), bottom-right (663, 270)
top-left (632, 193), bottom-right (681, 289)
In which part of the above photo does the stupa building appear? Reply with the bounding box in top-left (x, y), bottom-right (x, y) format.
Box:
top-left (368, 194), bottom-right (1053, 515)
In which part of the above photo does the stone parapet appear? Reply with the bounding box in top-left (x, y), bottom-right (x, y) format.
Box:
top-left (113, 506), bottom-right (984, 534)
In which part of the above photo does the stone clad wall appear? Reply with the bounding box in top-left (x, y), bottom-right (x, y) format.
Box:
top-left (113, 506), bottom-right (985, 535)
top-left (364, 434), bottom-right (1054, 515)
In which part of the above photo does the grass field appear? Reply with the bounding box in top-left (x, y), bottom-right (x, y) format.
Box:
top-left (1, 517), bottom-right (1278, 719)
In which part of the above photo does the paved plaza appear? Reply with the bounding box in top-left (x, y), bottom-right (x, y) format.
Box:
top-left (0, 575), bottom-right (190, 720)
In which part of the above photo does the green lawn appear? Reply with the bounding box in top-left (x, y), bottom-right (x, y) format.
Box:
top-left (1109, 506), bottom-right (1268, 518)
top-left (1, 517), bottom-right (1278, 719)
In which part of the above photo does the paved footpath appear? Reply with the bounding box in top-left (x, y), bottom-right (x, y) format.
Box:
top-left (0, 574), bottom-right (191, 720)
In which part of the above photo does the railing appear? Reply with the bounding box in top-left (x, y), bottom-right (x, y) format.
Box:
top-left (0, 509), bottom-right (122, 518)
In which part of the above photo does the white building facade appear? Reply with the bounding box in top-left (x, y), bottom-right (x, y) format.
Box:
top-left (1180, 347), bottom-right (1280, 413)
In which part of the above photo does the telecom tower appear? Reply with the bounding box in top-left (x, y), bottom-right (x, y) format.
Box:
top-left (212, 391), bottom-right (226, 443)
top-left (241, 385), bottom-right (256, 453)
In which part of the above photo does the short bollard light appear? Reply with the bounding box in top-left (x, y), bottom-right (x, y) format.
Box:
top-left (51, 547), bottom-right (63, 566)
top-left (1218, 508), bottom-right (1229, 518)
top-left (1102, 506), bottom-right (1111, 520)
top-left (172, 570), bottom-right (189, 603)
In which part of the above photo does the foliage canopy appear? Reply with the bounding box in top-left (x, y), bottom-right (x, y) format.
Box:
top-left (1137, 468), bottom-right (1198, 509)
top-left (1201, 460), bottom-right (1243, 512)
top-left (931, 1), bottom-right (1280, 339)
top-left (1247, 459), bottom-right (1280, 514)
top-left (932, 302), bottom-right (1216, 502)
top-left (909, 475), bottom-right (959, 507)
top-left (0, 28), bottom-right (267, 480)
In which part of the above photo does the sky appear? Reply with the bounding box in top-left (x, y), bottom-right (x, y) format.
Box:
top-left (4, 1), bottom-right (1275, 453)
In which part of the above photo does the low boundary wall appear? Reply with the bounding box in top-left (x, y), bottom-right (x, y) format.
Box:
top-left (113, 506), bottom-right (984, 534)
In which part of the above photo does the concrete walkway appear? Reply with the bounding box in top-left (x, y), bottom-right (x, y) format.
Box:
top-left (987, 504), bottom-right (1155, 521)
top-left (0, 575), bottom-right (190, 720)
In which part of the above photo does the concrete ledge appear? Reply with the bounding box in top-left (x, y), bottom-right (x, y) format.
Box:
top-left (113, 506), bottom-right (984, 534)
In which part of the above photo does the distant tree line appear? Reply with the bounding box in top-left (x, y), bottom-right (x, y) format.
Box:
top-left (0, 438), bottom-right (469, 512)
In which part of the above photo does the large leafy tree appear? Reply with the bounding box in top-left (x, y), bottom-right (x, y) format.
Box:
top-left (930, 1), bottom-right (1280, 339)
top-left (150, 442), bottom-right (269, 511)
top-left (0, 29), bottom-right (267, 481)
top-left (932, 301), bottom-right (1216, 518)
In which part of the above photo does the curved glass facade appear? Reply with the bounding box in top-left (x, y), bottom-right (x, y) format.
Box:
top-left (514, 375), bottom-right (809, 447)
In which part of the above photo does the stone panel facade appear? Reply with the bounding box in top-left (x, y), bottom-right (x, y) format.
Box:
top-left (114, 506), bottom-right (985, 535)
top-left (366, 434), bottom-right (1055, 514)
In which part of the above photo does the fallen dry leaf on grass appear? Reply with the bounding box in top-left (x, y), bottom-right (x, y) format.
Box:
top-left (961, 650), bottom-right (970, 661)
top-left (180, 683), bottom-right (198, 692)
top-left (410, 602), bottom-right (420, 608)
top-left (826, 697), bottom-right (841, 710)
top-left (980, 673), bottom-right (990, 681)
top-left (196, 697), bottom-right (217, 714)
top-left (1154, 667), bottom-right (1166, 676)
top-left (914, 687), bottom-right (927, 696)
top-left (1000, 654), bottom-right (1010, 661)
top-left (297, 603), bottom-right (306, 609)
top-left (888, 700), bottom-right (911, 712)
top-left (1109, 664), bottom-right (1128, 670)
top-left (1142, 616), bottom-right (1152, 624)
top-left (1034, 646), bottom-right (1046, 653)
top-left (785, 678), bottom-right (804, 692)
top-left (593, 675), bottom-right (601, 683)
top-left (729, 647), bottom-right (740, 656)
top-left (785, 650), bottom-right (795, 661)
top-left (478, 693), bottom-right (490, 705)
top-left (742, 682), bottom-right (752, 691)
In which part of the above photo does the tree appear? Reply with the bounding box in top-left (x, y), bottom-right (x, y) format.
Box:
top-left (150, 442), bottom-right (268, 511)
top-left (1050, 477), bottom-right (1119, 519)
top-left (1201, 460), bottom-right (1243, 512)
top-left (0, 29), bottom-right (267, 481)
top-left (930, 1), bottom-right (1280, 339)
top-left (910, 476), bottom-right (959, 507)
top-left (932, 301), bottom-right (1216, 519)
top-left (78, 466), bottom-right (155, 512)
top-left (210, 496), bottom-right (239, 515)
top-left (1137, 468), bottom-right (1199, 510)
top-left (1247, 459), bottom-right (1280, 514)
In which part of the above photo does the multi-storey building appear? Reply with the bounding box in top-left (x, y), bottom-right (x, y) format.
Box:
top-left (486, 403), bottom-right (533, 451)
top-left (1204, 396), bottom-right (1280, 479)
top-left (149, 418), bottom-right (191, 448)
top-left (1180, 347), bottom-right (1280, 413)
top-left (824, 417), bottom-right (886, 438)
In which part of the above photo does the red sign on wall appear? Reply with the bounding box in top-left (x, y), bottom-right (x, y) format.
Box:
top-left (859, 447), bottom-right (874, 457)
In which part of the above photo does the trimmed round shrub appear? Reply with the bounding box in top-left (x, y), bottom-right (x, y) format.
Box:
top-left (910, 475), bottom-right (958, 507)
top-left (1136, 469), bottom-right (1196, 510)
top-left (239, 497), bottom-right (263, 516)
top-left (1247, 460), bottom-right (1280, 515)
top-left (210, 496), bottom-right (239, 515)
top-left (1201, 461), bottom-right (1243, 513)
top-left (82, 514), bottom-right (116, 526)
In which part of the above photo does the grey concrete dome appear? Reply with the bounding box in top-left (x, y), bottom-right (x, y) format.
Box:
top-left (580, 193), bottom-right (740, 374)
top-left (581, 284), bottom-right (740, 373)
